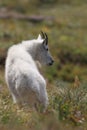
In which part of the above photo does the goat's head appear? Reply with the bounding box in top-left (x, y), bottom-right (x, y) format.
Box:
top-left (37, 31), bottom-right (54, 66)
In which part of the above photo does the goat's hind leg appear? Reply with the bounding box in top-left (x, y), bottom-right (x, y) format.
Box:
top-left (11, 92), bottom-right (22, 108)
top-left (9, 85), bottom-right (23, 109)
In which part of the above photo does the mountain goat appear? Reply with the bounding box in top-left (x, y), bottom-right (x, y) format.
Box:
top-left (5, 32), bottom-right (54, 112)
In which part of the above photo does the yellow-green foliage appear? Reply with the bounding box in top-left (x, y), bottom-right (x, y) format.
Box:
top-left (0, 3), bottom-right (87, 82)
top-left (0, 0), bottom-right (87, 129)
top-left (0, 71), bottom-right (87, 130)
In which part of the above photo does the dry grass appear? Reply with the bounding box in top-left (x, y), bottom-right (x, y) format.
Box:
top-left (0, 69), bottom-right (87, 130)
top-left (0, 0), bottom-right (87, 129)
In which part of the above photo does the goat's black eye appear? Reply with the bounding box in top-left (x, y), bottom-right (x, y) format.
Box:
top-left (46, 48), bottom-right (48, 51)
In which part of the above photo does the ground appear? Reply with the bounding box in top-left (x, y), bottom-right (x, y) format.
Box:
top-left (0, 0), bottom-right (87, 130)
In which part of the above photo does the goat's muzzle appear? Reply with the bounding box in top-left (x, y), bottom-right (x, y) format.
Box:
top-left (48, 59), bottom-right (54, 66)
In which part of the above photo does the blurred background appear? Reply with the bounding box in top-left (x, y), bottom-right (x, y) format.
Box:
top-left (0, 0), bottom-right (87, 130)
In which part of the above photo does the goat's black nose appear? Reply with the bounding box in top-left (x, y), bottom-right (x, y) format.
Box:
top-left (52, 59), bottom-right (54, 63)
top-left (48, 59), bottom-right (54, 66)
top-left (51, 59), bottom-right (54, 65)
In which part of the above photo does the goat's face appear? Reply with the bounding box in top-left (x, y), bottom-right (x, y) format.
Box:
top-left (37, 32), bottom-right (54, 66)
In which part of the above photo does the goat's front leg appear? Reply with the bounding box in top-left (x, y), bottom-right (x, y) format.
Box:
top-left (39, 85), bottom-right (49, 113)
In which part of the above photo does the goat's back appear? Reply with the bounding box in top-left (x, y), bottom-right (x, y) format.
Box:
top-left (5, 44), bottom-right (38, 86)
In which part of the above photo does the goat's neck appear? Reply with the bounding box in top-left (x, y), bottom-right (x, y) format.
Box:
top-left (22, 41), bottom-right (38, 61)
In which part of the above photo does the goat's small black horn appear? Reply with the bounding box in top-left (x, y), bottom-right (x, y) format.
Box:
top-left (45, 33), bottom-right (48, 44)
top-left (41, 31), bottom-right (45, 39)
top-left (41, 31), bottom-right (48, 45)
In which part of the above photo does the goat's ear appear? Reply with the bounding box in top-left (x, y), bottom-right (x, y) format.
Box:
top-left (37, 34), bottom-right (42, 40)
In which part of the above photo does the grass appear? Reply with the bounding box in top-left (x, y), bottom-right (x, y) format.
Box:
top-left (0, 0), bottom-right (87, 129)
top-left (0, 70), bottom-right (87, 130)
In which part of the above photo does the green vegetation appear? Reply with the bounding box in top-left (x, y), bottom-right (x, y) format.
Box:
top-left (0, 0), bottom-right (87, 129)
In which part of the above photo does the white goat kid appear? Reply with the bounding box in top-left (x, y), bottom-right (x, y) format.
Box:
top-left (5, 32), bottom-right (54, 112)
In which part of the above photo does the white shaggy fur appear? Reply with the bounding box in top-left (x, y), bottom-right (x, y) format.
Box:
top-left (5, 33), bottom-right (53, 112)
